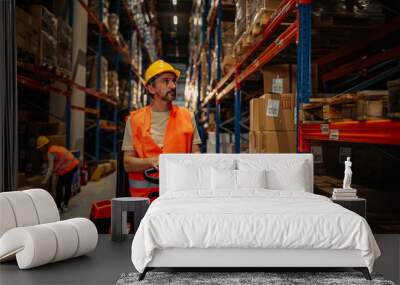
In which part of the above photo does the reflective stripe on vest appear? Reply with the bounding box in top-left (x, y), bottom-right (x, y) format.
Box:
top-left (48, 145), bottom-right (79, 176)
top-left (128, 104), bottom-right (194, 200)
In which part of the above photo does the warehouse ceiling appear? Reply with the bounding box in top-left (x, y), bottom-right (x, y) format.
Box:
top-left (155, 0), bottom-right (193, 66)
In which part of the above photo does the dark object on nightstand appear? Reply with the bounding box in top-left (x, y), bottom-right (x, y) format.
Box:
top-left (331, 198), bottom-right (366, 218)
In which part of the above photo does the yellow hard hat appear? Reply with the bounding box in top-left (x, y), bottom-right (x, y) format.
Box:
top-left (36, 136), bottom-right (50, 149)
top-left (144, 59), bottom-right (180, 86)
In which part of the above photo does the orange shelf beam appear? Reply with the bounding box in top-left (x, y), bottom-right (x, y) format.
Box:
top-left (203, 0), bottom-right (297, 106)
top-left (300, 120), bottom-right (400, 146)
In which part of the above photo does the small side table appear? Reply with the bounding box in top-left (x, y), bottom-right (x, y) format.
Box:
top-left (331, 198), bottom-right (366, 218)
top-left (111, 197), bottom-right (150, 242)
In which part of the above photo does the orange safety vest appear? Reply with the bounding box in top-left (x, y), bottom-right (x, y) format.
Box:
top-left (48, 145), bottom-right (79, 176)
top-left (128, 104), bottom-right (194, 201)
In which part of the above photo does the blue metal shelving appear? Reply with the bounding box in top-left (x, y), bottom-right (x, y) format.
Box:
top-left (77, 0), bottom-right (154, 164)
top-left (94, 0), bottom-right (104, 164)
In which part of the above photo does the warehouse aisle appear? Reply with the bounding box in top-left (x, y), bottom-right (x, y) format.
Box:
top-left (61, 172), bottom-right (116, 220)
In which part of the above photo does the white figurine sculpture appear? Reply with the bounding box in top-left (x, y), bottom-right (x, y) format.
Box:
top-left (343, 157), bottom-right (352, 189)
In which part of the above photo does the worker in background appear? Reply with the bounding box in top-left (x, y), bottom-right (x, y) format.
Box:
top-left (36, 136), bottom-right (79, 212)
top-left (122, 59), bottom-right (201, 201)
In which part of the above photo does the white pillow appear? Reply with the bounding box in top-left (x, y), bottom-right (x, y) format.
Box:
top-left (166, 159), bottom-right (236, 192)
top-left (236, 169), bottom-right (267, 189)
top-left (167, 162), bottom-right (211, 191)
top-left (211, 168), bottom-right (236, 190)
top-left (237, 159), bottom-right (309, 192)
top-left (266, 162), bottom-right (307, 191)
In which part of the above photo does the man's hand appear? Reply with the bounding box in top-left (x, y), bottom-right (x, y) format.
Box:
top-left (147, 156), bottom-right (159, 168)
top-left (123, 151), bottom-right (160, 172)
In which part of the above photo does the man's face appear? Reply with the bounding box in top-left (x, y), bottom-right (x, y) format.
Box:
top-left (147, 72), bottom-right (177, 102)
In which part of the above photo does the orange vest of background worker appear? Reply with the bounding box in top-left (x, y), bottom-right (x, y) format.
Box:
top-left (122, 60), bottom-right (201, 201)
top-left (36, 136), bottom-right (79, 212)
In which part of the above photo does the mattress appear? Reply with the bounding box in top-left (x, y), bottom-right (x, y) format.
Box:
top-left (131, 190), bottom-right (380, 273)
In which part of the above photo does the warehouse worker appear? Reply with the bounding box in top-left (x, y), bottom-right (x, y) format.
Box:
top-left (36, 136), bottom-right (79, 212)
top-left (122, 59), bottom-right (201, 200)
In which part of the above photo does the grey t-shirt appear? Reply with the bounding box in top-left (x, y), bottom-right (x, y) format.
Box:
top-left (122, 110), bottom-right (202, 152)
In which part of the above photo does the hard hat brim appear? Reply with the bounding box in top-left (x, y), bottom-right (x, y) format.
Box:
top-left (36, 141), bottom-right (49, 149)
top-left (145, 69), bottom-right (180, 86)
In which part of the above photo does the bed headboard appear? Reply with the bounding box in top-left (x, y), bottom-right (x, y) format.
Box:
top-left (159, 153), bottom-right (314, 195)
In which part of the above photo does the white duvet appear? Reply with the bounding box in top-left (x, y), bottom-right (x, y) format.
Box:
top-left (131, 190), bottom-right (380, 273)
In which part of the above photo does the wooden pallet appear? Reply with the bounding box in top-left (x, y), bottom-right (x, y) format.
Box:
top-left (301, 91), bottom-right (389, 123)
top-left (301, 102), bottom-right (325, 122)
top-left (301, 97), bottom-right (332, 123)
top-left (324, 92), bottom-right (388, 122)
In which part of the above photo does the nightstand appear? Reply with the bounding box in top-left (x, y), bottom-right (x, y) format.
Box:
top-left (331, 198), bottom-right (366, 218)
top-left (111, 197), bottom-right (150, 242)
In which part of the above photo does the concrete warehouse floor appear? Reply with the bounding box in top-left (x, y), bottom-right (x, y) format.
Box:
top-left (61, 171), bottom-right (116, 220)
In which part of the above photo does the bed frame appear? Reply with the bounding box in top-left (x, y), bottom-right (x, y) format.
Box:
top-left (138, 154), bottom-right (371, 281)
top-left (140, 248), bottom-right (371, 280)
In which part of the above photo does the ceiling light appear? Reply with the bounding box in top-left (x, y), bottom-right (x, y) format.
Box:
top-left (172, 0), bottom-right (177, 5)
top-left (173, 15), bottom-right (178, 25)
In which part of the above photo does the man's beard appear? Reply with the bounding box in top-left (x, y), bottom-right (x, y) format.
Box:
top-left (161, 90), bottom-right (176, 102)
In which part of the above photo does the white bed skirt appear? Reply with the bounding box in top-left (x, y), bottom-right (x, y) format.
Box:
top-left (148, 248), bottom-right (366, 268)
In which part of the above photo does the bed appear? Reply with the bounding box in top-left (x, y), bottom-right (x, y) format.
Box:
top-left (131, 154), bottom-right (380, 280)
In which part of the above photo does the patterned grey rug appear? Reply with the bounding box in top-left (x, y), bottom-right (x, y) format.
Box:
top-left (116, 271), bottom-right (396, 285)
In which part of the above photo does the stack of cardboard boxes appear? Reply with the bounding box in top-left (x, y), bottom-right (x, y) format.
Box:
top-left (249, 64), bottom-right (300, 153)
top-left (16, 5), bottom-right (72, 74)
top-left (30, 5), bottom-right (58, 68)
top-left (248, 63), bottom-right (319, 153)
top-left (249, 93), bottom-right (297, 153)
top-left (57, 19), bottom-right (72, 77)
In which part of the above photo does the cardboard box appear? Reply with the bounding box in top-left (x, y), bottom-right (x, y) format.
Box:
top-left (30, 5), bottom-right (57, 38)
top-left (48, 135), bottom-right (66, 147)
top-left (28, 122), bottom-right (65, 136)
top-left (249, 131), bottom-right (257, 153)
top-left (250, 131), bottom-right (296, 153)
top-left (263, 64), bottom-right (318, 94)
top-left (250, 97), bottom-right (261, 131)
top-left (16, 8), bottom-right (32, 53)
top-left (249, 131), bottom-right (296, 153)
top-left (87, 56), bottom-right (108, 94)
top-left (258, 93), bottom-right (296, 131)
